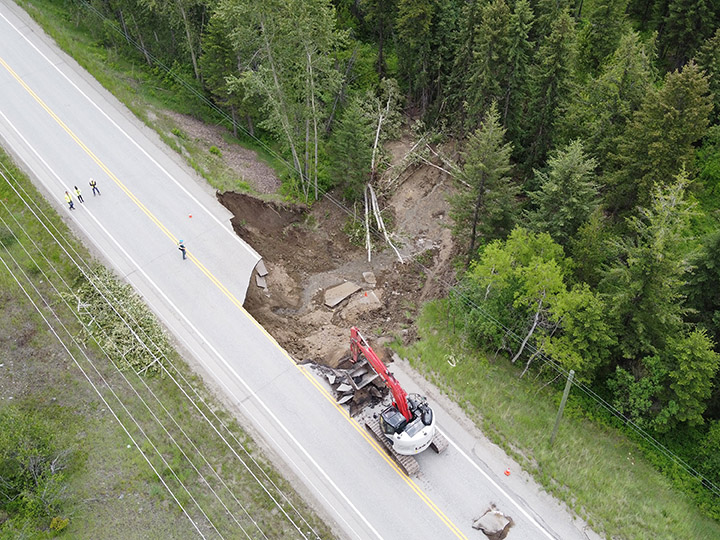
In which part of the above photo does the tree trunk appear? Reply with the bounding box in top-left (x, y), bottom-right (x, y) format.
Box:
top-left (130, 14), bottom-right (153, 66)
top-left (376, 21), bottom-right (386, 79)
top-left (230, 105), bottom-right (238, 138)
top-left (179, 6), bottom-right (200, 81)
top-left (118, 9), bottom-right (131, 45)
top-left (246, 114), bottom-right (254, 137)
top-left (466, 173), bottom-right (487, 266)
top-left (325, 48), bottom-right (357, 135)
top-left (306, 48), bottom-right (320, 200)
top-left (259, 19), bottom-right (304, 189)
top-left (512, 295), bottom-right (544, 364)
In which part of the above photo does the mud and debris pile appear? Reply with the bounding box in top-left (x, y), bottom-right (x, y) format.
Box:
top-left (216, 138), bottom-right (458, 404)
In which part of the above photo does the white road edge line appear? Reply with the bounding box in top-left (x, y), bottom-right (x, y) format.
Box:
top-left (0, 108), bottom-right (378, 540)
top-left (438, 428), bottom-right (556, 539)
top-left (2, 6), bottom-right (560, 539)
top-left (0, 8), bottom-right (259, 260)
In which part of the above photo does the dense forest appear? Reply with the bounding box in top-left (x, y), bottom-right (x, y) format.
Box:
top-left (67, 0), bottom-right (719, 513)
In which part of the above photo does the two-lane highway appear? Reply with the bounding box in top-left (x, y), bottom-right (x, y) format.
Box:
top-left (0, 2), bottom-right (598, 538)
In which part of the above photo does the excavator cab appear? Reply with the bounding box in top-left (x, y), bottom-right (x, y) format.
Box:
top-left (379, 406), bottom-right (408, 435)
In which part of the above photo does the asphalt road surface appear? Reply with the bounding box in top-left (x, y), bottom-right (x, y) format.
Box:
top-left (0, 3), bottom-right (600, 539)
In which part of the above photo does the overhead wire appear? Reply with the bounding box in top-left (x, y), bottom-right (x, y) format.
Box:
top-left (0, 162), bottom-right (317, 538)
top-left (65, 0), bottom-right (720, 500)
top-left (0, 231), bottom-right (212, 539)
top-left (0, 202), bottom-right (250, 539)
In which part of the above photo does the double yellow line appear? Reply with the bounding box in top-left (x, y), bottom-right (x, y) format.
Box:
top-left (0, 53), bottom-right (467, 539)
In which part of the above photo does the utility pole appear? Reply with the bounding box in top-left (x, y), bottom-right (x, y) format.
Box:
top-left (550, 369), bottom-right (574, 446)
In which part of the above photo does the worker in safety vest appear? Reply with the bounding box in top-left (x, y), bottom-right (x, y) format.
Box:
top-left (64, 191), bottom-right (75, 210)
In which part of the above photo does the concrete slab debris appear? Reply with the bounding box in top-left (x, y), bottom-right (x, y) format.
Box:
top-left (472, 508), bottom-right (512, 540)
top-left (362, 271), bottom-right (376, 285)
top-left (255, 274), bottom-right (267, 288)
top-left (324, 281), bottom-right (361, 308)
top-left (337, 394), bottom-right (354, 405)
top-left (340, 289), bottom-right (383, 320)
top-left (337, 383), bottom-right (353, 393)
top-left (326, 373), bottom-right (336, 385)
top-left (255, 259), bottom-right (268, 277)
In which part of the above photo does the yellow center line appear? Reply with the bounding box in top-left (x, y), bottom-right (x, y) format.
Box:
top-left (0, 54), bottom-right (468, 540)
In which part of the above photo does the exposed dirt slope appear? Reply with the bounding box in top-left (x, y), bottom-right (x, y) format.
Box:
top-left (166, 110), bottom-right (458, 370)
top-left (217, 142), bottom-right (458, 369)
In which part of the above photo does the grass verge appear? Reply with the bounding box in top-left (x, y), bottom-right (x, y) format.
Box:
top-left (394, 301), bottom-right (720, 540)
top-left (0, 147), bottom-right (332, 538)
top-left (14, 0), bottom-right (289, 194)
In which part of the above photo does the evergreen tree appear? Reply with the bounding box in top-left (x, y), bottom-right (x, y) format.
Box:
top-left (576, 0), bottom-right (629, 76)
top-left (426, 0), bottom-right (465, 121)
top-left (661, 0), bottom-right (719, 68)
top-left (360, 0), bottom-right (398, 78)
top-left (601, 173), bottom-right (695, 360)
top-left (558, 31), bottom-right (656, 174)
top-left (449, 103), bottom-right (517, 264)
top-left (568, 209), bottom-right (615, 288)
top-left (200, 13), bottom-right (258, 137)
top-left (527, 140), bottom-right (599, 247)
top-left (444, 0), bottom-right (484, 130)
top-left (519, 10), bottom-right (576, 175)
top-left (607, 61), bottom-right (712, 212)
top-left (463, 0), bottom-right (534, 139)
top-left (696, 29), bottom-right (720, 123)
top-left (465, 0), bottom-right (512, 124)
top-left (327, 95), bottom-right (375, 201)
top-left (686, 229), bottom-right (720, 347)
top-left (503, 0), bottom-right (535, 143)
top-left (530, 0), bottom-right (572, 45)
top-left (395, 0), bottom-right (436, 113)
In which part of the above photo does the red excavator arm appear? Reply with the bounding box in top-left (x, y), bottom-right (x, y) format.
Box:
top-left (350, 326), bottom-right (411, 421)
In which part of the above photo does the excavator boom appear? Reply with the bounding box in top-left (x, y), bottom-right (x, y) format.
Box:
top-left (350, 327), bottom-right (411, 420)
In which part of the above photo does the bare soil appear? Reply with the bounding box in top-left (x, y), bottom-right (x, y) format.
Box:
top-left (164, 111), bottom-right (281, 194)
top-left (164, 111), bottom-right (459, 382)
top-left (211, 133), bottom-right (459, 370)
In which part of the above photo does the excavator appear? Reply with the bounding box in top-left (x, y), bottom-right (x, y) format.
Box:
top-left (349, 326), bottom-right (447, 475)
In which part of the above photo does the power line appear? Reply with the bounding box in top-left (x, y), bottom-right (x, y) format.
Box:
top-left (0, 208), bottom-right (250, 539)
top-left (0, 239), bottom-right (211, 538)
top-left (0, 163), bottom-right (319, 538)
top-left (59, 0), bottom-right (720, 500)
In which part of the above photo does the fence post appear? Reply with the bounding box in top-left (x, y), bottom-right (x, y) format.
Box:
top-left (550, 369), bottom-right (574, 446)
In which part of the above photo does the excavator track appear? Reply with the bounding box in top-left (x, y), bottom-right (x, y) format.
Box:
top-left (430, 430), bottom-right (449, 454)
top-left (364, 417), bottom-right (420, 477)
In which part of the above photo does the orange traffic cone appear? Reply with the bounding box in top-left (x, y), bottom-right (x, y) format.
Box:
top-left (504, 468), bottom-right (510, 476)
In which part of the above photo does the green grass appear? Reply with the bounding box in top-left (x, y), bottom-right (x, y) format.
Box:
top-left (394, 301), bottom-right (720, 540)
top-left (0, 147), bottom-right (332, 538)
top-left (14, 0), bottom-right (289, 195)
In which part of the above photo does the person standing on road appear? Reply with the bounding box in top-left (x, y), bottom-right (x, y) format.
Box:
top-left (64, 191), bottom-right (75, 210)
top-left (89, 178), bottom-right (100, 196)
top-left (74, 186), bottom-right (84, 203)
top-left (178, 240), bottom-right (187, 260)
